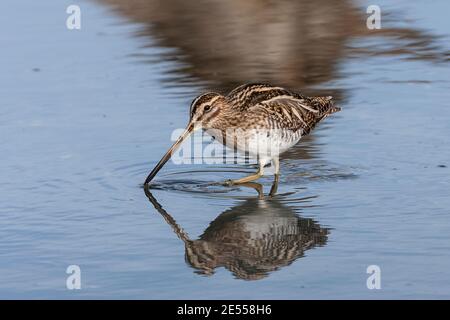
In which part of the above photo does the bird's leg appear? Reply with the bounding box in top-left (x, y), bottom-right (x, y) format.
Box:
top-left (272, 157), bottom-right (280, 175)
top-left (269, 157), bottom-right (280, 197)
top-left (237, 182), bottom-right (264, 199)
top-left (224, 163), bottom-right (264, 186)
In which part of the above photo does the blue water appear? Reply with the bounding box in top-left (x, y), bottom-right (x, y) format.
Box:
top-left (1, 0), bottom-right (450, 299)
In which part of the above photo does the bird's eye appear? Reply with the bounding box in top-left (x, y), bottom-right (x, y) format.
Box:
top-left (204, 105), bottom-right (212, 112)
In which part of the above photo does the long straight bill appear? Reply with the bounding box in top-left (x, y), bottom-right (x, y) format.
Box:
top-left (144, 123), bottom-right (195, 185)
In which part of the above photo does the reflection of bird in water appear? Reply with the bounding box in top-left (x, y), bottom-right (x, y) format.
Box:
top-left (144, 183), bottom-right (329, 280)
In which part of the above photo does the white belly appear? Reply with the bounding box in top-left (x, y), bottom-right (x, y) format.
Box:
top-left (222, 129), bottom-right (303, 160)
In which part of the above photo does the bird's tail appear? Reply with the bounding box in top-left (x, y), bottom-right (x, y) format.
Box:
top-left (328, 104), bottom-right (341, 114)
top-left (312, 96), bottom-right (341, 116)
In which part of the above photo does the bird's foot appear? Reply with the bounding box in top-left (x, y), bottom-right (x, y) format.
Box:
top-left (268, 174), bottom-right (280, 197)
top-left (223, 179), bottom-right (235, 186)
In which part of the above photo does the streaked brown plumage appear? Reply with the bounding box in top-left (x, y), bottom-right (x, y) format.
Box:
top-left (144, 83), bottom-right (341, 185)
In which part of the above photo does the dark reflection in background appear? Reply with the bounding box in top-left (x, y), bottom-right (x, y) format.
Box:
top-left (96, 0), bottom-right (449, 164)
top-left (97, 0), bottom-right (446, 94)
top-left (145, 187), bottom-right (328, 280)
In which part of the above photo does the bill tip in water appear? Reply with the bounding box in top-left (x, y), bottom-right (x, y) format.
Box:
top-left (144, 176), bottom-right (153, 185)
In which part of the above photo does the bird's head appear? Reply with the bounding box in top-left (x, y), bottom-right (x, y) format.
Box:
top-left (189, 92), bottom-right (227, 129)
top-left (144, 92), bottom-right (228, 184)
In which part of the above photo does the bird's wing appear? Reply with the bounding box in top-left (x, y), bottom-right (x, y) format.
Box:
top-left (226, 83), bottom-right (340, 134)
top-left (252, 95), bottom-right (317, 133)
top-left (226, 83), bottom-right (296, 110)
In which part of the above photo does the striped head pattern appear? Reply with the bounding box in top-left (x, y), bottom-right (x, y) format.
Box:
top-left (189, 92), bottom-right (227, 128)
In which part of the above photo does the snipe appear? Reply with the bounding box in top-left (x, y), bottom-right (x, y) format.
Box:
top-left (144, 83), bottom-right (340, 185)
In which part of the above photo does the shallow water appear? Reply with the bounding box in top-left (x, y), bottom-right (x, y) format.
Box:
top-left (1, 0), bottom-right (450, 298)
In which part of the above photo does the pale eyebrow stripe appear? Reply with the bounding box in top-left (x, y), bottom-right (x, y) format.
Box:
top-left (199, 95), bottom-right (221, 108)
top-left (191, 96), bottom-right (202, 107)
